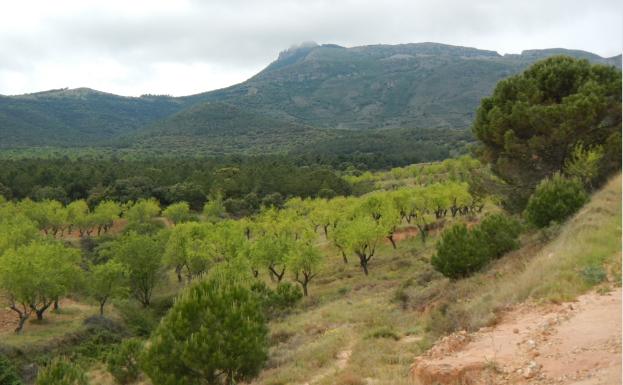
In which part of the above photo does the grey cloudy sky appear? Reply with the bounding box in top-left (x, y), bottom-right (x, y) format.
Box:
top-left (1, 0), bottom-right (621, 96)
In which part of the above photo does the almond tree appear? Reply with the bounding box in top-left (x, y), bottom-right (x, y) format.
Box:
top-left (88, 260), bottom-right (128, 316)
top-left (0, 241), bottom-right (82, 331)
top-left (341, 215), bottom-right (386, 275)
top-left (287, 240), bottom-right (323, 296)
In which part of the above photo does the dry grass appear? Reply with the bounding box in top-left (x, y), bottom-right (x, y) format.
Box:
top-left (422, 173), bottom-right (622, 335)
top-left (0, 299), bottom-right (101, 349)
top-left (247, 174), bottom-right (621, 384)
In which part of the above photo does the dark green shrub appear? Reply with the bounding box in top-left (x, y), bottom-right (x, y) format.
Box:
top-left (107, 339), bottom-right (143, 384)
top-left (223, 198), bottom-right (252, 216)
top-left (478, 213), bottom-right (521, 258)
top-left (431, 224), bottom-right (489, 279)
top-left (366, 327), bottom-right (400, 341)
top-left (0, 355), bottom-right (22, 385)
top-left (261, 192), bottom-right (284, 209)
top-left (250, 282), bottom-right (302, 318)
top-left (317, 188), bottom-right (337, 199)
top-left (116, 301), bottom-right (158, 337)
top-left (273, 282), bottom-right (303, 308)
top-left (524, 173), bottom-right (588, 228)
top-left (122, 220), bottom-right (165, 235)
top-left (581, 265), bottom-right (607, 285)
top-left (36, 358), bottom-right (88, 385)
top-left (141, 278), bottom-right (268, 385)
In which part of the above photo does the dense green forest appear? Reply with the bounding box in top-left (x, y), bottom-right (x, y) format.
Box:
top-left (0, 157), bottom-right (353, 213)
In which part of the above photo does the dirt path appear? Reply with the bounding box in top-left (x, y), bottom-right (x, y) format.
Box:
top-left (411, 288), bottom-right (622, 385)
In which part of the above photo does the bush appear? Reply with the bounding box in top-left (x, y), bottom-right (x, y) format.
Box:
top-left (107, 339), bottom-right (143, 384)
top-left (116, 301), bottom-right (158, 337)
top-left (366, 327), bottom-right (400, 341)
top-left (0, 355), bottom-right (22, 385)
top-left (581, 265), bottom-right (607, 285)
top-left (431, 224), bottom-right (489, 279)
top-left (36, 358), bottom-right (88, 385)
top-left (141, 278), bottom-right (268, 385)
top-left (250, 282), bottom-right (302, 318)
top-left (432, 213), bottom-right (522, 279)
top-left (478, 213), bottom-right (521, 258)
top-left (525, 173), bottom-right (588, 228)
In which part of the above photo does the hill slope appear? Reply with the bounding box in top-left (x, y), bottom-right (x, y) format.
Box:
top-left (0, 88), bottom-right (186, 147)
top-left (0, 43), bottom-right (620, 154)
top-left (127, 102), bottom-right (336, 155)
top-left (184, 43), bottom-right (622, 130)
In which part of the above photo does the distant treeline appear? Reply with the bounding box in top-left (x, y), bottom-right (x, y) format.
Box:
top-left (0, 157), bottom-right (352, 214)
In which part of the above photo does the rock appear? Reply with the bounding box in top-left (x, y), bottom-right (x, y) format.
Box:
top-left (526, 339), bottom-right (537, 350)
top-left (522, 361), bottom-right (541, 379)
top-left (410, 358), bottom-right (487, 385)
top-left (513, 328), bottom-right (519, 334)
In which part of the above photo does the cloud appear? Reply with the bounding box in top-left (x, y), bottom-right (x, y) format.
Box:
top-left (0, 0), bottom-right (620, 96)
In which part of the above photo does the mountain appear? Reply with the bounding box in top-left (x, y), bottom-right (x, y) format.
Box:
top-left (0, 88), bottom-right (187, 147)
top-left (0, 43), bottom-right (620, 155)
top-left (183, 42), bottom-right (621, 130)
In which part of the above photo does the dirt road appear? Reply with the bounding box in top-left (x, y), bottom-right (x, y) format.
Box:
top-left (411, 288), bottom-right (622, 385)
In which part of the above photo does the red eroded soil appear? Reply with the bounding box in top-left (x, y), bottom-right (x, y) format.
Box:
top-left (43, 218), bottom-right (128, 241)
top-left (411, 288), bottom-right (622, 385)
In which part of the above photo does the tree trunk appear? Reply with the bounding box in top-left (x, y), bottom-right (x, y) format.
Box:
top-left (416, 224), bottom-right (428, 244)
top-left (357, 252), bottom-right (370, 275)
top-left (302, 281), bottom-right (308, 296)
top-left (99, 300), bottom-right (106, 316)
top-left (30, 301), bottom-right (52, 321)
top-left (387, 235), bottom-right (397, 249)
top-left (323, 225), bottom-right (329, 239)
top-left (10, 303), bottom-right (29, 334)
top-left (53, 298), bottom-right (59, 311)
top-left (269, 266), bottom-right (285, 283)
top-left (175, 265), bottom-right (183, 283)
top-left (341, 251), bottom-right (349, 264)
top-left (16, 314), bottom-right (28, 333)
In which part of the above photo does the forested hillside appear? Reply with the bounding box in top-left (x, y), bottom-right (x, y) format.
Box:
top-left (0, 88), bottom-right (186, 147)
top-left (188, 43), bottom-right (620, 130)
top-left (0, 43), bottom-right (619, 160)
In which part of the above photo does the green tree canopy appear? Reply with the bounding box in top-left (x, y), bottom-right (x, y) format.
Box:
top-left (108, 232), bottom-right (164, 307)
top-left (472, 56), bottom-right (621, 209)
top-left (88, 259), bottom-right (128, 316)
top-left (0, 241), bottom-right (82, 331)
top-left (164, 222), bottom-right (211, 282)
top-left (287, 240), bottom-right (323, 296)
top-left (524, 173), bottom-right (588, 228)
top-left (142, 277), bottom-right (268, 385)
top-left (163, 202), bottom-right (191, 225)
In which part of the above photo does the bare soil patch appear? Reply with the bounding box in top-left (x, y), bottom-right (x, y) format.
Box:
top-left (411, 288), bottom-right (622, 385)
